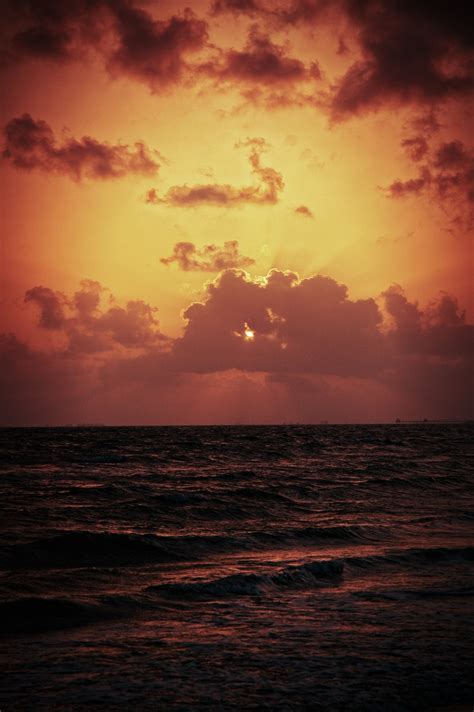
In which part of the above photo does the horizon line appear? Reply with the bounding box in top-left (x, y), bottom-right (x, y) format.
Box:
top-left (1, 419), bottom-right (472, 428)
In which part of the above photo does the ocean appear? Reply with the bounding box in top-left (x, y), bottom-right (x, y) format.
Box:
top-left (1, 424), bottom-right (473, 711)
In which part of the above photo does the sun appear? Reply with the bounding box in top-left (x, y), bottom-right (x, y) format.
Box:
top-left (244, 322), bottom-right (255, 340)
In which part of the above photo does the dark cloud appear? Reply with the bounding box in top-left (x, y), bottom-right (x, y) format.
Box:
top-left (2, 114), bottom-right (160, 180)
top-left (25, 280), bottom-right (165, 353)
top-left (161, 240), bottom-right (255, 271)
top-left (277, 0), bottom-right (332, 25)
top-left (13, 24), bottom-right (76, 60)
top-left (383, 357), bottom-right (473, 422)
top-left (383, 284), bottom-right (422, 338)
top-left (94, 300), bottom-right (162, 348)
top-left (0, 330), bottom-right (178, 426)
top-left (382, 285), bottom-right (473, 359)
top-left (295, 204), bottom-right (314, 217)
top-left (337, 36), bottom-right (349, 56)
top-left (235, 85), bottom-right (320, 111)
top-left (212, 0), bottom-right (262, 16)
top-left (380, 287), bottom-right (473, 420)
top-left (2, 271), bottom-right (473, 423)
top-left (210, 1), bottom-right (474, 117)
top-left (434, 141), bottom-right (470, 170)
top-left (147, 138), bottom-right (284, 207)
top-left (427, 293), bottom-right (466, 328)
top-left (172, 268), bottom-right (387, 376)
top-left (3, 0), bottom-right (473, 113)
top-left (2, 1), bottom-right (208, 91)
top-left (170, 269), bottom-right (472, 383)
top-left (107, 6), bottom-right (208, 91)
top-left (330, 0), bottom-right (474, 118)
top-left (384, 173), bottom-right (429, 199)
top-left (1, 0), bottom-right (110, 63)
top-left (200, 25), bottom-right (316, 87)
top-left (211, 0), bottom-right (330, 24)
top-left (409, 111), bottom-right (441, 137)
top-left (25, 286), bottom-right (66, 329)
top-left (384, 137), bottom-right (474, 225)
top-left (0, 333), bottom-right (93, 426)
top-left (401, 136), bottom-right (429, 163)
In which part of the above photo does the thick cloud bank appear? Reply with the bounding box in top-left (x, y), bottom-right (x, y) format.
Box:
top-left (1, 269), bottom-right (472, 424)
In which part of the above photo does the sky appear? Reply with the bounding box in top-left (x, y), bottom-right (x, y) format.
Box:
top-left (0, 0), bottom-right (473, 425)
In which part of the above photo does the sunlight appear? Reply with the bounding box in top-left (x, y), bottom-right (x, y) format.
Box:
top-left (244, 322), bottom-right (255, 341)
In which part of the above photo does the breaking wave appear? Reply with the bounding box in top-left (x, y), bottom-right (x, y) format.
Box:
top-left (149, 559), bottom-right (344, 598)
top-left (1, 524), bottom-right (389, 570)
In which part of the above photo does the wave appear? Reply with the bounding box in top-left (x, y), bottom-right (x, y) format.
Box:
top-left (149, 559), bottom-right (344, 599)
top-left (346, 545), bottom-right (474, 571)
top-left (0, 524), bottom-right (388, 570)
top-left (149, 545), bottom-right (474, 600)
top-left (258, 524), bottom-right (389, 544)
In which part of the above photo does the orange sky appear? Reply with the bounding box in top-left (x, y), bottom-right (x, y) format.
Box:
top-left (1, 0), bottom-right (472, 424)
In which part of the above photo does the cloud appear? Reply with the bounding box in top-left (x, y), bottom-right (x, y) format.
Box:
top-left (2, 270), bottom-right (473, 423)
top-left (295, 204), bottom-right (314, 218)
top-left (380, 286), bottom-right (473, 419)
top-left (161, 240), bottom-right (255, 271)
top-left (24, 272), bottom-right (471, 380)
top-left (0, 332), bottom-right (94, 426)
top-left (0, 330), bottom-right (178, 426)
top-left (107, 6), bottom-right (208, 91)
top-left (146, 138), bottom-right (284, 207)
top-left (25, 279), bottom-right (166, 353)
top-left (2, 1), bottom-right (208, 92)
top-left (384, 173), bottom-right (429, 199)
top-left (168, 269), bottom-right (472, 390)
top-left (1, 0), bottom-right (109, 63)
top-left (2, 1), bottom-right (321, 112)
top-left (2, 114), bottom-right (160, 180)
top-left (384, 137), bottom-right (474, 226)
top-left (199, 25), bottom-right (317, 87)
top-left (383, 357), bottom-right (473, 423)
top-left (171, 268), bottom-right (387, 377)
top-left (329, 1), bottom-right (474, 119)
top-left (382, 285), bottom-right (473, 359)
top-left (401, 136), bottom-right (429, 163)
top-left (408, 110), bottom-right (442, 138)
top-left (434, 141), bottom-right (471, 170)
top-left (25, 286), bottom-right (66, 329)
top-left (195, 23), bottom-right (322, 110)
top-left (4, 0), bottom-right (473, 115)
top-left (211, 0), bottom-right (328, 24)
top-left (211, 1), bottom-right (474, 118)
top-left (212, 0), bottom-right (262, 16)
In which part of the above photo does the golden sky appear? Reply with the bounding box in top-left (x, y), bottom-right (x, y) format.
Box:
top-left (1, 0), bottom-right (473, 424)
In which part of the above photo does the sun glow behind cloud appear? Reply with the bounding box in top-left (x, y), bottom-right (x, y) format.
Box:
top-left (244, 323), bottom-right (255, 340)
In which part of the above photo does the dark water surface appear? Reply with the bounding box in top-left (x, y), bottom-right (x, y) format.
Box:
top-left (1, 424), bottom-right (473, 710)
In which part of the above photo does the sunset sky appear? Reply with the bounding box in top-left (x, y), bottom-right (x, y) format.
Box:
top-left (1, 0), bottom-right (472, 425)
